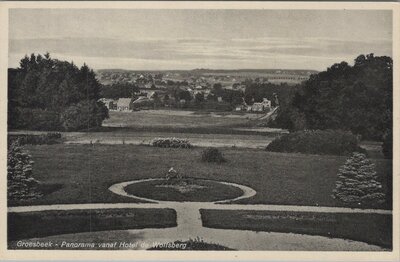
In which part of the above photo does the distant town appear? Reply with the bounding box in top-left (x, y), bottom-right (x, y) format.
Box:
top-left (96, 69), bottom-right (317, 113)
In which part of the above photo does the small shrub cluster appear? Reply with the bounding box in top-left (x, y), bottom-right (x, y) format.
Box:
top-left (332, 152), bottom-right (385, 207)
top-left (152, 137), bottom-right (192, 148)
top-left (266, 129), bottom-right (366, 156)
top-left (165, 167), bottom-right (183, 180)
top-left (7, 142), bottom-right (41, 201)
top-left (8, 132), bottom-right (62, 146)
top-left (201, 148), bottom-right (226, 163)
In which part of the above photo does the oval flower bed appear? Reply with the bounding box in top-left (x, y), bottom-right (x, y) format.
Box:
top-left (124, 178), bottom-right (243, 202)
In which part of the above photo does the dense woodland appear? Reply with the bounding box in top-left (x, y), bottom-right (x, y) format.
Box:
top-left (8, 53), bottom-right (108, 131)
top-left (100, 83), bottom-right (139, 99)
top-left (272, 54), bottom-right (392, 145)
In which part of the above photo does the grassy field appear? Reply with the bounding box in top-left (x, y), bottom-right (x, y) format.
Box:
top-left (103, 110), bottom-right (254, 129)
top-left (200, 209), bottom-right (392, 248)
top-left (62, 130), bottom-right (276, 149)
top-left (98, 110), bottom-right (278, 137)
top-left (9, 144), bottom-right (392, 209)
top-left (8, 208), bottom-right (176, 242)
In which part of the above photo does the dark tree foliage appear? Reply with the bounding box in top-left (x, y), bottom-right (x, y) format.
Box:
top-left (169, 87), bottom-right (192, 102)
top-left (211, 88), bottom-right (243, 106)
top-left (266, 129), bottom-right (366, 156)
top-left (195, 92), bottom-right (205, 103)
top-left (244, 82), bottom-right (298, 106)
top-left (201, 147), bottom-right (226, 163)
top-left (382, 128), bottom-right (392, 159)
top-left (289, 54), bottom-right (392, 141)
top-left (8, 53), bottom-right (108, 131)
top-left (100, 83), bottom-right (139, 99)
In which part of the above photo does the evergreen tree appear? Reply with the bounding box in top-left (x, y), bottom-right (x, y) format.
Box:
top-left (8, 53), bottom-right (108, 131)
top-left (7, 142), bottom-right (41, 201)
top-left (332, 152), bottom-right (385, 206)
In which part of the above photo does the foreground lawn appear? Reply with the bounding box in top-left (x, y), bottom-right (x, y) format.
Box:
top-left (9, 144), bottom-right (392, 209)
top-left (8, 208), bottom-right (176, 242)
top-left (200, 209), bottom-right (392, 249)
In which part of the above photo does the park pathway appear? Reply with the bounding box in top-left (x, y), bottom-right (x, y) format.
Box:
top-left (8, 202), bottom-right (392, 215)
top-left (8, 201), bottom-right (390, 251)
top-left (8, 179), bottom-right (392, 251)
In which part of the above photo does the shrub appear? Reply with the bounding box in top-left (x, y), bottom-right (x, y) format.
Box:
top-left (382, 128), bottom-right (392, 159)
top-left (201, 147), bottom-right (226, 163)
top-left (152, 137), bottom-right (192, 148)
top-left (7, 142), bottom-right (42, 201)
top-left (332, 152), bottom-right (385, 206)
top-left (266, 129), bottom-right (366, 156)
top-left (8, 132), bottom-right (62, 146)
top-left (61, 100), bottom-right (109, 131)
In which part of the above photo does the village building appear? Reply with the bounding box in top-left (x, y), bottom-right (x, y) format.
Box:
top-left (236, 97), bottom-right (272, 112)
top-left (116, 98), bottom-right (132, 111)
top-left (251, 98), bottom-right (272, 112)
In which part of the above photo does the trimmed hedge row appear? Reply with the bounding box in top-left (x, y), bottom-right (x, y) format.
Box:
top-left (8, 133), bottom-right (62, 146)
top-left (152, 137), bottom-right (192, 148)
top-left (266, 129), bottom-right (366, 156)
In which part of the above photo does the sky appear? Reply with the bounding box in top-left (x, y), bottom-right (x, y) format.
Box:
top-left (8, 9), bottom-right (393, 70)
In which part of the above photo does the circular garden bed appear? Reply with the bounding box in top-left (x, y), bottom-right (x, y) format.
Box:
top-left (124, 178), bottom-right (244, 202)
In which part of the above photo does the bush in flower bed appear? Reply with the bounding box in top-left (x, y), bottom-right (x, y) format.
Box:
top-left (8, 132), bottom-right (62, 146)
top-left (332, 152), bottom-right (385, 207)
top-left (201, 147), bottom-right (226, 163)
top-left (266, 129), bottom-right (366, 156)
top-left (7, 141), bottom-right (42, 201)
top-left (151, 137), bottom-right (192, 149)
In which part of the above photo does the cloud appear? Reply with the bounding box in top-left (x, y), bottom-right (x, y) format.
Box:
top-left (9, 36), bottom-right (392, 70)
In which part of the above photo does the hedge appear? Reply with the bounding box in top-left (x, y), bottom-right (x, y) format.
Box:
top-left (8, 133), bottom-right (62, 146)
top-left (266, 129), bottom-right (366, 156)
top-left (201, 148), bottom-right (226, 163)
top-left (152, 137), bottom-right (192, 149)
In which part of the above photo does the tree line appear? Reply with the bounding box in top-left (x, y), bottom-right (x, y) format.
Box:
top-left (8, 53), bottom-right (108, 131)
top-left (271, 54), bottom-right (392, 157)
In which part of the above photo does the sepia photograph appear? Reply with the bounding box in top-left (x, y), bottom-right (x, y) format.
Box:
top-left (1, 1), bottom-right (399, 260)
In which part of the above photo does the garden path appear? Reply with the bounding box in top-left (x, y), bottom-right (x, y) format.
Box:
top-left (8, 179), bottom-right (391, 251)
top-left (8, 202), bottom-right (390, 251)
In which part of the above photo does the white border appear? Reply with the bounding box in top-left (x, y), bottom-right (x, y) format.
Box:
top-left (0, 2), bottom-right (398, 261)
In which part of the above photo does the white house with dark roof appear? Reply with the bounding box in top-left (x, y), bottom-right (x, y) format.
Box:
top-left (116, 98), bottom-right (132, 111)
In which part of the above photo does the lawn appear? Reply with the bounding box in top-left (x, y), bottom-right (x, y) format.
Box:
top-left (9, 144), bottom-right (392, 209)
top-left (8, 208), bottom-right (177, 242)
top-left (63, 130), bottom-right (276, 149)
top-left (98, 110), bottom-right (283, 136)
top-left (200, 209), bottom-right (392, 249)
top-left (103, 110), bottom-right (253, 129)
